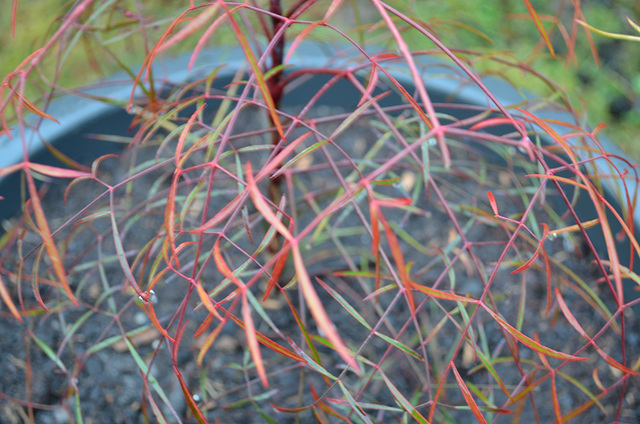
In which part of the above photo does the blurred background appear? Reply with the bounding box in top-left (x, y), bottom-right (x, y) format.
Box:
top-left (1, 0), bottom-right (638, 159)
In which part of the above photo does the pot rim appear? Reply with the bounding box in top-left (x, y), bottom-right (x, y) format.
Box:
top-left (1, 42), bottom-right (636, 224)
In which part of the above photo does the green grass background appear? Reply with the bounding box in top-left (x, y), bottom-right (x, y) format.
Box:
top-left (1, 0), bottom-right (638, 159)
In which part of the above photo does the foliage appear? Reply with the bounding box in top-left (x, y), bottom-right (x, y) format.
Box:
top-left (1, 1), bottom-right (639, 423)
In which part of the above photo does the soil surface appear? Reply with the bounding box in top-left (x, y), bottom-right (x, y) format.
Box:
top-left (1, 94), bottom-right (639, 424)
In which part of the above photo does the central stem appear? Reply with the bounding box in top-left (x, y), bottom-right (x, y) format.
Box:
top-left (267, 0), bottom-right (286, 253)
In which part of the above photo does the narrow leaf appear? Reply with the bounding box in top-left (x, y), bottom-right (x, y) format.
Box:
top-left (26, 174), bottom-right (78, 306)
top-left (29, 163), bottom-right (91, 179)
top-left (222, 4), bottom-right (285, 140)
top-left (176, 104), bottom-right (207, 169)
top-left (225, 307), bottom-right (304, 362)
top-left (259, 132), bottom-right (313, 179)
top-left (550, 218), bottom-right (600, 235)
top-left (576, 19), bottom-right (640, 42)
top-left (243, 295), bottom-right (268, 387)
top-left (380, 372), bottom-right (429, 424)
top-left (246, 162), bottom-right (292, 239)
top-left (358, 64), bottom-right (380, 107)
top-left (263, 246), bottom-right (289, 300)
top-left (555, 287), bottom-right (638, 375)
top-left (0, 274), bottom-right (22, 322)
top-left (451, 363), bottom-right (488, 424)
top-left (411, 283), bottom-right (475, 303)
top-left (13, 91), bottom-right (60, 123)
top-left (292, 248), bottom-right (360, 372)
top-left (31, 333), bottom-right (67, 372)
top-left (145, 302), bottom-right (175, 342)
top-left (195, 281), bottom-right (223, 320)
top-left (487, 191), bottom-right (498, 216)
top-left (523, 0), bottom-right (555, 57)
top-left (158, 3), bottom-right (222, 53)
top-left (482, 304), bottom-right (585, 361)
top-left (174, 365), bottom-right (207, 424)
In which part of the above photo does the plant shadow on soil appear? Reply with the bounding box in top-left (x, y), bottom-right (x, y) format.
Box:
top-left (1, 75), bottom-right (639, 423)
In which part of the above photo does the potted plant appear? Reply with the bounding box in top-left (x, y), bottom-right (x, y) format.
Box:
top-left (1, 1), bottom-right (639, 423)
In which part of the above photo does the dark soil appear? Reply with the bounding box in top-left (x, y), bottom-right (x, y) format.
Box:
top-left (1, 94), bottom-right (639, 424)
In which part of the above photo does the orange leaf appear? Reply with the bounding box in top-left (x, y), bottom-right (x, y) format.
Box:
top-left (263, 246), bottom-right (289, 301)
top-left (0, 274), bottom-right (22, 322)
top-left (555, 288), bottom-right (638, 376)
top-left (213, 240), bottom-right (244, 290)
top-left (411, 283), bottom-right (475, 303)
top-left (451, 363), bottom-right (488, 424)
top-left (163, 171), bottom-right (180, 269)
top-left (285, 21), bottom-right (322, 63)
top-left (145, 301), bottom-right (175, 342)
top-left (195, 192), bottom-right (244, 232)
top-left (256, 132), bottom-right (312, 180)
top-left (196, 320), bottom-right (226, 366)
top-left (511, 247), bottom-right (540, 274)
top-left (358, 64), bottom-right (379, 107)
top-left (379, 208), bottom-right (415, 315)
top-left (292, 247), bottom-right (360, 372)
top-left (369, 200), bottom-right (380, 256)
top-left (376, 197), bottom-right (412, 208)
top-left (523, 0), bottom-right (555, 58)
top-left (195, 280), bottom-right (223, 321)
top-left (243, 295), bottom-right (268, 387)
top-left (174, 364), bottom-right (207, 423)
top-left (470, 117), bottom-right (526, 133)
top-left (29, 163), bottom-right (91, 179)
top-left (221, 3), bottom-right (285, 141)
top-left (176, 104), bottom-right (207, 169)
top-left (194, 312), bottom-right (215, 338)
top-left (13, 91), bottom-right (59, 124)
top-left (246, 162), bottom-right (292, 239)
top-left (158, 3), bottom-right (222, 54)
top-left (224, 306), bottom-right (304, 362)
top-left (482, 304), bottom-right (585, 361)
top-left (27, 175), bottom-right (78, 306)
top-left (549, 218), bottom-right (600, 235)
top-left (487, 191), bottom-right (498, 216)
top-left (526, 174), bottom-right (588, 190)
